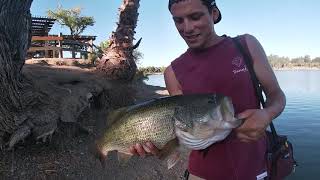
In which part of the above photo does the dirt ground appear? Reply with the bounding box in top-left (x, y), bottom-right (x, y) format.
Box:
top-left (0, 61), bottom-right (188, 180)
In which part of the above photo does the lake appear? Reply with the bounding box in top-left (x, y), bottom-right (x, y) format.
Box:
top-left (144, 70), bottom-right (320, 180)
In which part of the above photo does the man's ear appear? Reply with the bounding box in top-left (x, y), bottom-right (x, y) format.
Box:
top-left (212, 7), bottom-right (220, 23)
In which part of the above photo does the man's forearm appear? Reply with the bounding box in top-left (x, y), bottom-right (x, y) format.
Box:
top-left (264, 89), bottom-right (286, 122)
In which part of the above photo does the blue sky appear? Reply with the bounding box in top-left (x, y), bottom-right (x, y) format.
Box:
top-left (31, 0), bottom-right (320, 67)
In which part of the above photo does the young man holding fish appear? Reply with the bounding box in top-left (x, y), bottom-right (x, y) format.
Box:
top-left (130, 0), bottom-right (286, 179)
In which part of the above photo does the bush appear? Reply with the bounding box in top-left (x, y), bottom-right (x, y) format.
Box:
top-left (72, 60), bottom-right (80, 66)
top-left (56, 61), bottom-right (67, 66)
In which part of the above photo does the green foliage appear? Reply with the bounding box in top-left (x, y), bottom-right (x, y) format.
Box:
top-left (133, 49), bottom-right (143, 64)
top-left (47, 6), bottom-right (95, 36)
top-left (267, 54), bottom-right (290, 68)
top-left (72, 60), bottom-right (80, 66)
top-left (133, 66), bottom-right (165, 81)
top-left (99, 40), bottom-right (110, 52)
top-left (56, 60), bottom-right (67, 66)
top-left (291, 57), bottom-right (305, 64)
top-left (97, 40), bottom-right (143, 64)
top-left (267, 54), bottom-right (320, 69)
top-left (138, 66), bottom-right (166, 74)
top-left (303, 55), bottom-right (311, 63)
top-left (312, 57), bottom-right (320, 63)
top-left (88, 53), bottom-right (98, 65)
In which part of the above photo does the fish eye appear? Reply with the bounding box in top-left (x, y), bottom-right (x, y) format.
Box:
top-left (207, 95), bottom-right (217, 104)
top-left (208, 97), bottom-right (216, 104)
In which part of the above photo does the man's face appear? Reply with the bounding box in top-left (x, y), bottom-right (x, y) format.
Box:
top-left (170, 0), bottom-right (217, 49)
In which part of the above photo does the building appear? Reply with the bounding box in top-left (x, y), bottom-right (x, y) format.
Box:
top-left (28, 16), bottom-right (96, 59)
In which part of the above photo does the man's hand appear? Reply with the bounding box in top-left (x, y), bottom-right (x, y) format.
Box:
top-left (129, 141), bottom-right (160, 157)
top-left (236, 109), bottom-right (272, 142)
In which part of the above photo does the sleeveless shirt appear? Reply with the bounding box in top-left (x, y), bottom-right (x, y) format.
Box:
top-left (171, 35), bottom-right (267, 180)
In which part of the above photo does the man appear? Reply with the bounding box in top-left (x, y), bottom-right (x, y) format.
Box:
top-left (130, 0), bottom-right (286, 179)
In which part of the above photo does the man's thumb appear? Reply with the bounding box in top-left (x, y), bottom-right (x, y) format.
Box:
top-left (237, 109), bottom-right (255, 119)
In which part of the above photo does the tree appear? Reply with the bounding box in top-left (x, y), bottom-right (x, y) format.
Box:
top-left (0, 0), bottom-right (32, 148)
top-left (267, 54), bottom-right (290, 69)
top-left (291, 57), bottom-right (304, 64)
top-left (97, 0), bottom-right (141, 81)
top-left (133, 49), bottom-right (143, 65)
top-left (47, 6), bottom-right (95, 58)
top-left (100, 40), bottom-right (110, 52)
top-left (303, 55), bottom-right (311, 63)
top-left (312, 57), bottom-right (320, 63)
top-left (47, 6), bottom-right (95, 36)
top-left (99, 39), bottom-right (143, 65)
top-left (0, 0), bottom-right (59, 149)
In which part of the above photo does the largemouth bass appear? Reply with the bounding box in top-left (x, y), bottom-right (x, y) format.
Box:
top-left (95, 93), bottom-right (242, 169)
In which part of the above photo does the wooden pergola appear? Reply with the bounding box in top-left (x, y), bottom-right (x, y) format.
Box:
top-left (31, 17), bottom-right (56, 36)
top-left (27, 16), bottom-right (97, 59)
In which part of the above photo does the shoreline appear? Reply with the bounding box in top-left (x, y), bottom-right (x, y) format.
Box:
top-left (273, 67), bottom-right (320, 71)
top-left (144, 67), bottom-right (320, 75)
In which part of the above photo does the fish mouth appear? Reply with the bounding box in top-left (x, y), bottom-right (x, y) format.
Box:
top-left (192, 117), bottom-right (243, 139)
top-left (174, 116), bottom-right (243, 150)
top-left (175, 126), bottom-right (232, 150)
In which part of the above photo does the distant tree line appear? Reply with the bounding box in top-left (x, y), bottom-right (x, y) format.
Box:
top-left (268, 55), bottom-right (320, 69)
top-left (134, 66), bottom-right (166, 80)
top-left (137, 55), bottom-right (320, 76)
top-left (138, 66), bottom-right (166, 74)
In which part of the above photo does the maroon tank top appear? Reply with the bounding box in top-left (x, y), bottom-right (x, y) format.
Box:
top-left (171, 35), bottom-right (267, 180)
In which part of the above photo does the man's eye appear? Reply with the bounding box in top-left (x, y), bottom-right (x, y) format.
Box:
top-left (190, 14), bottom-right (202, 21)
top-left (173, 18), bottom-right (183, 24)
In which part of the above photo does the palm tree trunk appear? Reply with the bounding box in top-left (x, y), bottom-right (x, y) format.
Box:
top-left (97, 0), bottom-right (140, 81)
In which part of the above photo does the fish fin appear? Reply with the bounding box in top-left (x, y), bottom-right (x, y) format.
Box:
top-left (91, 143), bottom-right (108, 168)
top-left (221, 97), bottom-right (235, 122)
top-left (166, 151), bottom-right (181, 169)
top-left (99, 152), bottom-right (108, 168)
top-left (159, 138), bottom-right (179, 160)
top-left (106, 107), bottom-right (128, 125)
top-left (117, 152), bottom-right (132, 165)
top-left (158, 138), bottom-right (181, 169)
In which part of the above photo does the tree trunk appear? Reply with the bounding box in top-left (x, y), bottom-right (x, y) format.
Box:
top-left (0, 0), bottom-right (33, 137)
top-left (0, 0), bottom-right (59, 149)
top-left (0, 1), bottom-right (111, 150)
top-left (97, 0), bottom-right (140, 81)
top-left (72, 47), bottom-right (76, 59)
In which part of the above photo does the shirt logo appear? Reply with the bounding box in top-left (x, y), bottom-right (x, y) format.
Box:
top-left (232, 56), bottom-right (248, 75)
top-left (232, 57), bottom-right (243, 67)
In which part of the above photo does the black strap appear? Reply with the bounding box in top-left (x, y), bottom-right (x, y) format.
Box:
top-left (232, 37), bottom-right (279, 145)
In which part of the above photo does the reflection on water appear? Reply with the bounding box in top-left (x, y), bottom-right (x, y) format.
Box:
top-left (144, 70), bottom-right (320, 180)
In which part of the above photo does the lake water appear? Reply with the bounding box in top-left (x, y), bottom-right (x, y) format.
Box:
top-left (144, 71), bottom-right (320, 180)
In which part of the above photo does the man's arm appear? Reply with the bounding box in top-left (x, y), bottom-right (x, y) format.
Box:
top-left (236, 34), bottom-right (286, 142)
top-left (164, 65), bottom-right (183, 96)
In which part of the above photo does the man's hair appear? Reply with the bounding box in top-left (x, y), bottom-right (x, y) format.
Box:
top-left (168, 0), bottom-right (217, 12)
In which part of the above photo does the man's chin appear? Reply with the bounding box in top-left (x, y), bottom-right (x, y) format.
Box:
top-left (186, 42), bottom-right (201, 49)
top-left (188, 44), bottom-right (204, 50)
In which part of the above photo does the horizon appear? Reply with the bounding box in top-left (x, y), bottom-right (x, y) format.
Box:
top-left (31, 0), bottom-right (320, 67)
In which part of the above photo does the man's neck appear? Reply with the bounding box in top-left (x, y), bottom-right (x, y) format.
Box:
top-left (190, 34), bottom-right (225, 52)
top-left (207, 35), bottom-right (224, 47)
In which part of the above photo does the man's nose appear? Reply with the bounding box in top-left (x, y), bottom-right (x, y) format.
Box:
top-left (183, 20), bottom-right (194, 33)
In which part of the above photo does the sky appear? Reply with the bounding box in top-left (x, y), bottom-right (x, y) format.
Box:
top-left (30, 0), bottom-right (320, 67)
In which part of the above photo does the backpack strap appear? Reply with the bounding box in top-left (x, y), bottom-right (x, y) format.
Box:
top-left (231, 36), bottom-right (279, 145)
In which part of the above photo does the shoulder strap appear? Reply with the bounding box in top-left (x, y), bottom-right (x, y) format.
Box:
top-left (232, 36), bottom-right (279, 143)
